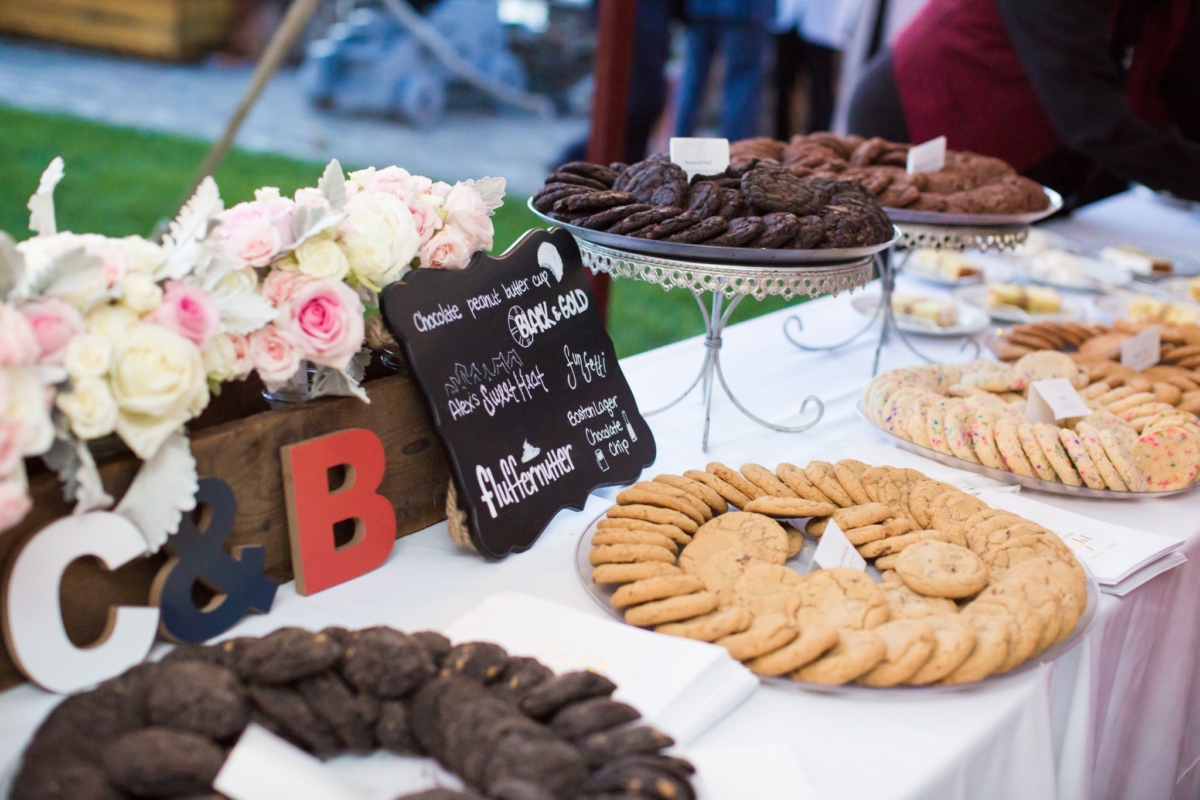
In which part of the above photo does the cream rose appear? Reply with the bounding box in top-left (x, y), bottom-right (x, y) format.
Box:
top-left (64, 333), bottom-right (113, 380)
top-left (121, 273), bottom-right (164, 314)
top-left (202, 333), bottom-right (242, 383)
top-left (86, 305), bottom-right (140, 346)
top-left (5, 368), bottom-right (54, 457)
top-left (110, 325), bottom-right (209, 460)
top-left (56, 378), bottom-right (119, 440)
top-left (342, 191), bottom-right (419, 291)
top-left (295, 235), bottom-right (351, 280)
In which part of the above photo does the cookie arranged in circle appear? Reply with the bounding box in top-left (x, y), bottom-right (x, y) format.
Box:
top-left (654, 474), bottom-right (729, 514)
top-left (592, 562), bottom-right (682, 584)
top-left (706, 463), bottom-right (766, 501)
top-left (739, 464), bottom-right (799, 499)
top-left (857, 619), bottom-right (936, 687)
top-left (895, 541), bottom-right (990, 599)
top-left (590, 543), bottom-right (677, 566)
top-left (1033, 423), bottom-right (1083, 486)
top-left (1017, 423), bottom-right (1060, 482)
top-left (654, 606), bottom-right (753, 642)
top-left (1098, 429), bottom-right (1148, 491)
top-left (606, 504), bottom-right (699, 534)
top-left (792, 629), bottom-right (886, 685)
top-left (939, 615), bottom-right (1010, 685)
top-left (610, 575), bottom-right (704, 608)
top-left (745, 624), bottom-right (839, 676)
top-left (592, 529), bottom-right (678, 553)
top-left (616, 488), bottom-right (706, 526)
top-left (664, 216), bottom-right (729, 243)
top-left (1059, 428), bottom-right (1106, 489)
top-left (805, 461), bottom-right (854, 507)
top-left (795, 568), bottom-right (890, 630)
top-left (743, 496), bottom-right (837, 518)
top-left (776, 463), bottom-right (837, 505)
top-left (715, 613), bottom-right (798, 660)
top-left (684, 469), bottom-right (751, 508)
top-left (597, 517), bottom-right (691, 545)
top-left (624, 591), bottom-right (718, 627)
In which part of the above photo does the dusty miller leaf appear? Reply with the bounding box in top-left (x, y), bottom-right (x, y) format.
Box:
top-left (289, 205), bottom-right (346, 251)
top-left (115, 433), bottom-right (198, 552)
top-left (0, 231), bottom-right (24, 299)
top-left (161, 177), bottom-right (223, 280)
top-left (24, 246), bottom-right (103, 303)
top-left (27, 157), bottom-right (64, 236)
top-left (462, 177), bottom-right (506, 214)
top-left (41, 424), bottom-right (114, 512)
top-left (318, 158), bottom-right (347, 211)
top-left (309, 352), bottom-right (371, 403)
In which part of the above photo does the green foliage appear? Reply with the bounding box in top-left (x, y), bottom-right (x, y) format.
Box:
top-left (0, 103), bottom-right (804, 357)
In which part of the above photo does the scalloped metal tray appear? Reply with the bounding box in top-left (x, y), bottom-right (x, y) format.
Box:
top-left (885, 187), bottom-right (1063, 226)
top-left (857, 403), bottom-right (1199, 499)
top-left (528, 200), bottom-right (899, 265)
top-left (575, 508), bottom-right (1099, 695)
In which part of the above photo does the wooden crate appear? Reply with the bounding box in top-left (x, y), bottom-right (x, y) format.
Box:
top-left (0, 372), bottom-right (451, 690)
top-left (0, 0), bottom-right (231, 61)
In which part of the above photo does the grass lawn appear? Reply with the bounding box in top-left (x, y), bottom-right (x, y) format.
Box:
top-left (0, 103), bottom-right (804, 357)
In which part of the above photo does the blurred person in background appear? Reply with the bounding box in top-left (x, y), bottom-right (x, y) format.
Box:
top-left (774, 0), bottom-right (862, 137)
top-left (846, 0), bottom-right (1200, 208)
top-left (674, 0), bottom-right (776, 141)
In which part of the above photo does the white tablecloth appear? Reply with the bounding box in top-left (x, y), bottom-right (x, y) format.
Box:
top-left (3, 191), bottom-right (1200, 800)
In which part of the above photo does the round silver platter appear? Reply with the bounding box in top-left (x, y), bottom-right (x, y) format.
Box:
top-left (574, 508), bottom-right (1099, 695)
top-left (528, 199), bottom-right (899, 266)
top-left (885, 187), bottom-right (1063, 226)
top-left (887, 188), bottom-right (1063, 253)
top-left (857, 402), bottom-right (1200, 499)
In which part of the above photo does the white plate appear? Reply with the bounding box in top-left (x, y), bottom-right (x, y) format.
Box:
top-left (1158, 277), bottom-right (1200, 304)
top-left (575, 508), bottom-right (1099, 694)
top-left (956, 284), bottom-right (1087, 323)
top-left (851, 293), bottom-right (990, 337)
top-left (901, 251), bottom-right (1014, 287)
top-left (1094, 293), bottom-right (1200, 325)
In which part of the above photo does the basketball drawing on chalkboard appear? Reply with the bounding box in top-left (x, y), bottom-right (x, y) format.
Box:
top-left (381, 227), bottom-right (656, 559)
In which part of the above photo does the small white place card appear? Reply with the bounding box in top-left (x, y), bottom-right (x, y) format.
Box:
top-left (670, 137), bottom-right (730, 180)
top-left (1026, 378), bottom-right (1092, 424)
top-left (1121, 324), bottom-right (1161, 372)
top-left (906, 136), bottom-right (947, 175)
top-left (811, 518), bottom-right (867, 572)
top-left (214, 724), bottom-right (373, 800)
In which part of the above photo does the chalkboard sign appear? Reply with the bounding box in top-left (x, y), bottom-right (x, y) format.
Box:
top-left (381, 227), bottom-right (656, 559)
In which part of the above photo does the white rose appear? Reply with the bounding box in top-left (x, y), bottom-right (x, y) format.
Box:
top-left (295, 235), bottom-right (350, 280)
top-left (113, 236), bottom-right (166, 278)
top-left (202, 333), bottom-right (238, 383)
top-left (5, 368), bottom-right (54, 457)
top-left (64, 334), bottom-right (113, 380)
top-left (56, 378), bottom-right (118, 440)
top-left (86, 305), bottom-right (140, 346)
top-left (255, 187), bottom-right (282, 202)
top-left (342, 191), bottom-right (419, 291)
top-left (110, 325), bottom-right (209, 460)
top-left (121, 273), bottom-right (163, 314)
top-left (214, 266), bottom-right (259, 295)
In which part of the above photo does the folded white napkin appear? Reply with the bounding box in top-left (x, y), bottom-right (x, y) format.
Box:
top-left (443, 592), bottom-right (759, 744)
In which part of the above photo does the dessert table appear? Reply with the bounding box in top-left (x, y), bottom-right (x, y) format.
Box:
top-left (2, 189), bottom-right (1199, 800)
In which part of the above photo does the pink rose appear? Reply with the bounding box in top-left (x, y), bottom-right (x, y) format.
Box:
top-left (0, 476), bottom-right (31, 534)
top-left (228, 333), bottom-right (255, 379)
top-left (261, 269), bottom-right (314, 307)
top-left (430, 181), bottom-right (452, 199)
top-left (419, 225), bottom-right (473, 270)
top-left (0, 304), bottom-right (41, 366)
top-left (20, 299), bottom-right (85, 366)
top-left (219, 198), bottom-right (296, 266)
top-left (443, 183), bottom-right (494, 252)
top-left (248, 325), bottom-right (302, 388)
top-left (0, 421), bottom-right (23, 475)
top-left (145, 281), bottom-right (220, 349)
top-left (281, 278), bottom-right (364, 370)
top-left (361, 166), bottom-right (422, 202)
top-left (294, 187), bottom-right (332, 210)
top-left (410, 199), bottom-right (443, 244)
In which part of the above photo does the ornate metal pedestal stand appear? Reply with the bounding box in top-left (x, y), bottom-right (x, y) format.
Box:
top-left (578, 239), bottom-right (875, 451)
top-left (785, 222), bottom-right (1033, 376)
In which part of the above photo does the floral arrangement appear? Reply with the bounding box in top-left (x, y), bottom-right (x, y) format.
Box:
top-left (0, 158), bottom-right (504, 545)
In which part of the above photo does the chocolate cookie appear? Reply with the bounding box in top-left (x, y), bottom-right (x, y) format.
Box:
top-left (613, 157), bottom-right (689, 205)
top-left (555, 161), bottom-right (619, 186)
top-left (411, 630), bottom-right (453, 663)
top-left (341, 627), bottom-right (437, 698)
top-left (486, 778), bottom-right (559, 800)
top-left (491, 656), bottom-right (555, 706)
top-left (788, 215), bottom-right (826, 249)
top-left (246, 684), bottom-right (341, 755)
top-left (578, 725), bottom-right (674, 766)
top-left (608, 206), bottom-right (681, 236)
top-left (102, 728), bottom-right (224, 799)
top-left (10, 759), bottom-right (121, 800)
top-left (705, 216), bottom-right (764, 247)
top-left (147, 661), bottom-right (247, 740)
top-left (482, 735), bottom-right (588, 800)
top-left (637, 210), bottom-right (701, 239)
top-left (236, 627), bottom-right (342, 684)
top-left (550, 698), bottom-right (640, 739)
top-left (716, 187), bottom-right (752, 219)
top-left (577, 203), bottom-right (651, 230)
top-left (741, 166), bottom-right (826, 216)
top-left (554, 190), bottom-right (638, 214)
top-left (582, 757), bottom-right (695, 800)
top-left (753, 212), bottom-right (802, 248)
top-left (296, 671), bottom-right (375, 752)
top-left (685, 181), bottom-right (723, 217)
top-left (546, 171), bottom-right (610, 191)
top-left (375, 699), bottom-right (420, 754)
top-left (519, 671), bottom-right (617, 719)
top-left (441, 641), bottom-right (510, 683)
top-left (532, 183), bottom-right (591, 213)
top-left (663, 216), bottom-right (729, 243)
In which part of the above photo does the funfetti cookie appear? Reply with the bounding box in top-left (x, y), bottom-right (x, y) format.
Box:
top-left (944, 402), bottom-right (982, 464)
top-left (925, 399), bottom-right (953, 455)
top-left (1075, 425), bottom-right (1128, 491)
top-left (969, 408), bottom-right (1005, 469)
top-left (1016, 423), bottom-right (1060, 482)
top-left (1133, 425), bottom-right (1200, 491)
top-left (1098, 428), bottom-right (1149, 491)
top-left (995, 417), bottom-right (1037, 478)
top-left (1058, 428), bottom-right (1106, 489)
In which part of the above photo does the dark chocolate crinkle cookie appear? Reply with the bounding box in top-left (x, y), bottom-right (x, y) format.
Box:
top-left (342, 627), bottom-right (437, 698)
top-left (705, 216), bottom-right (764, 247)
top-left (820, 205), bottom-right (882, 247)
top-left (147, 660), bottom-right (247, 740)
top-left (519, 671), bottom-right (617, 719)
top-left (753, 212), bottom-right (803, 248)
top-left (554, 191), bottom-right (639, 214)
top-left (462, 714), bottom-right (554, 787)
top-left (102, 728), bottom-right (224, 799)
top-left (490, 656), bottom-right (555, 706)
top-left (487, 777), bottom-right (559, 800)
top-left (613, 158), bottom-right (689, 206)
top-left (581, 756), bottom-right (696, 800)
top-left (789, 215), bottom-right (827, 249)
top-left (637, 210), bottom-right (701, 240)
top-left (742, 166), bottom-right (828, 217)
top-left (441, 641), bottom-right (510, 684)
top-left (546, 171), bottom-right (610, 191)
top-left (376, 699), bottom-right (420, 755)
top-left (607, 206), bottom-right (681, 236)
top-left (236, 627), bottom-right (342, 684)
top-left (663, 216), bottom-right (729, 244)
top-left (649, 179), bottom-right (688, 208)
top-left (716, 187), bottom-right (752, 219)
top-left (578, 725), bottom-right (674, 766)
top-left (10, 758), bottom-right (124, 800)
top-left (411, 630), bottom-right (453, 663)
top-left (576, 203), bottom-right (651, 231)
top-left (409, 676), bottom-right (456, 756)
top-left (246, 684), bottom-right (342, 756)
top-left (160, 643), bottom-right (226, 667)
top-left (296, 671), bottom-right (376, 752)
top-left (685, 181), bottom-right (723, 218)
top-left (556, 161), bottom-right (619, 187)
top-left (549, 698), bottom-right (640, 740)
top-left (483, 735), bottom-right (588, 800)
top-left (533, 184), bottom-right (591, 213)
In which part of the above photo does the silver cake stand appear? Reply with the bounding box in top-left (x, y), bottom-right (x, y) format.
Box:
top-left (578, 239), bottom-right (876, 451)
